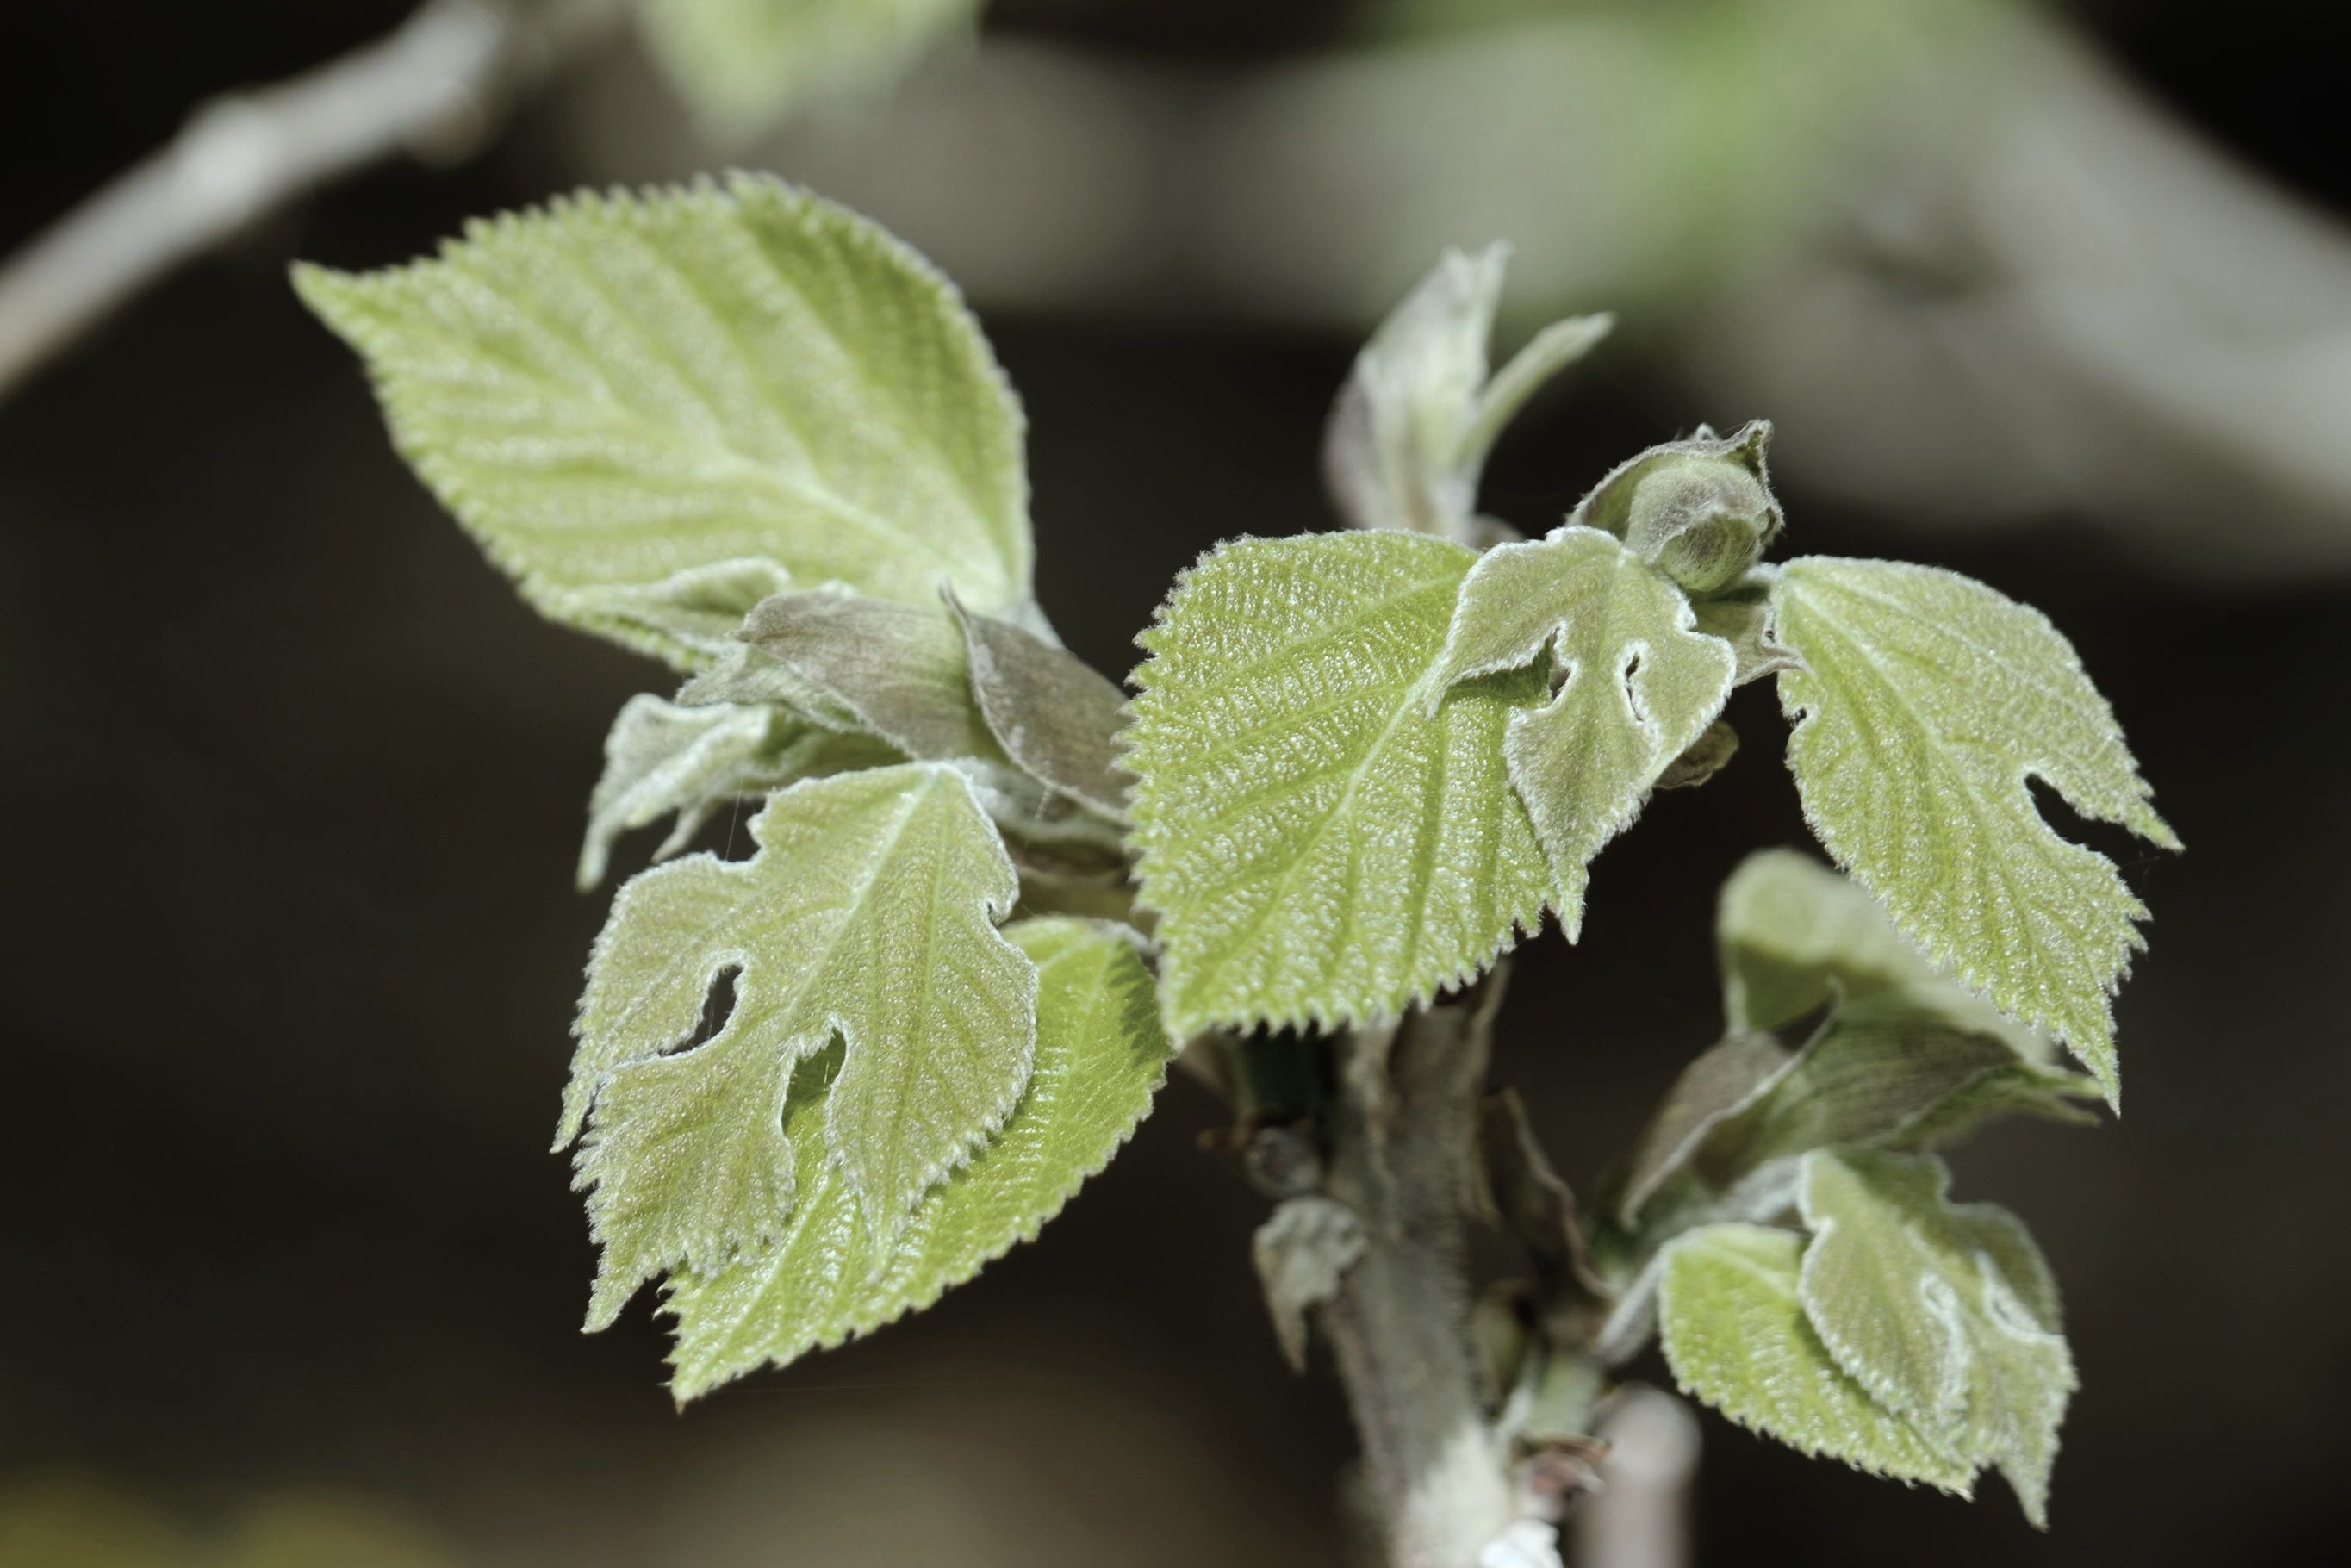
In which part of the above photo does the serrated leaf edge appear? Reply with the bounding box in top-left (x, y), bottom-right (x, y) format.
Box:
top-left (293, 172), bottom-right (1033, 668)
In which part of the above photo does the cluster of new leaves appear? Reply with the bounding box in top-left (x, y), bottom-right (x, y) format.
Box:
top-left (300, 175), bottom-right (1166, 1397)
top-left (1608, 851), bottom-right (2093, 1522)
top-left (304, 174), bottom-right (2168, 1530)
top-left (1127, 246), bottom-right (2174, 1107)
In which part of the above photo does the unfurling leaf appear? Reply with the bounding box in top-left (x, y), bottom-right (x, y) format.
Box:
top-left (1772, 560), bottom-right (2178, 1104)
top-left (1689, 571), bottom-right (1801, 686)
top-left (1697, 1024), bottom-right (2093, 1185)
top-left (1433, 525), bottom-right (1734, 935)
top-left (952, 594), bottom-right (1136, 822)
top-left (1612, 1006), bottom-right (1825, 1229)
top-left (1324, 244), bottom-right (1608, 538)
top-left (1614, 853), bottom-right (2099, 1234)
top-left (1575, 421), bottom-right (1782, 594)
top-left (576, 694), bottom-right (899, 890)
top-left (1253, 1195), bottom-right (1370, 1373)
top-left (1658, 1223), bottom-right (1973, 1491)
top-left (1125, 532), bottom-right (1552, 1036)
top-left (1656, 720), bottom-right (1739, 790)
top-left (1717, 854), bottom-right (2100, 1157)
top-left (664, 918), bottom-right (1169, 1399)
top-left (566, 764), bottom-right (1035, 1327)
top-left (1798, 1148), bottom-right (2074, 1526)
top-left (639, 0), bottom-right (978, 139)
top-left (558, 557), bottom-right (795, 666)
top-left (722, 592), bottom-right (1003, 762)
top-left (295, 175), bottom-right (1030, 668)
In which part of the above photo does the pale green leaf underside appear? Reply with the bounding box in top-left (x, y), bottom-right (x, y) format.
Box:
top-left (566, 764), bottom-right (1033, 1327)
top-left (663, 918), bottom-right (1169, 1401)
top-left (639, 0), bottom-right (977, 139)
top-left (1126, 532), bottom-right (1552, 1035)
top-left (294, 174), bottom-right (1029, 669)
top-left (1798, 1148), bottom-right (2074, 1526)
top-left (1659, 1223), bottom-right (1973, 1492)
top-left (1701, 1021), bottom-right (2093, 1184)
top-left (1772, 559), bottom-right (2177, 1105)
top-left (1434, 524), bottom-right (1733, 936)
top-left (1718, 849), bottom-right (2055, 1060)
top-left (576, 694), bottom-right (899, 890)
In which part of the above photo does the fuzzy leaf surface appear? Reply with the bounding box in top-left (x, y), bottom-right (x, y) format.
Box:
top-left (558, 557), bottom-right (796, 665)
top-left (1699, 1024), bottom-right (2093, 1187)
top-left (1659, 1223), bottom-right (1973, 1491)
top-left (1595, 852), bottom-right (2093, 1218)
top-left (294, 175), bottom-right (1029, 668)
top-left (1433, 524), bottom-right (1733, 934)
top-left (954, 597), bottom-right (1135, 821)
top-left (566, 764), bottom-right (1033, 1327)
top-left (639, 0), bottom-right (977, 137)
top-left (725, 592), bottom-right (1001, 762)
top-left (1798, 1148), bottom-right (2073, 1525)
top-left (1614, 1027), bottom-right (1808, 1229)
top-left (664, 918), bottom-right (1168, 1398)
top-left (1689, 569), bottom-right (1801, 686)
top-left (1772, 559), bottom-right (2176, 1104)
top-left (1125, 531), bottom-right (1552, 1035)
top-left (1324, 243), bottom-right (1608, 538)
top-left (576, 694), bottom-right (899, 890)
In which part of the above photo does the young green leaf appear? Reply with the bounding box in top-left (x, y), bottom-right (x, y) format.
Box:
top-left (1432, 524), bottom-right (1735, 935)
top-left (576, 694), bottom-right (899, 890)
top-left (663, 918), bottom-right (1169, 1400)
top-left (1772, 560), bottom-right (2178, 1104)
top-left (1797, 1148), bottom-right (2074, 1526)
top-left (1125, 531), bottom-right (1553, 1036)
top-left (566, 764), bottom-right (1035, 1327)
top-left (638, 0), bottom-right (979, 140)
top-left (1324, 244), bottom-right (1608, 538)
top-left (1658, 1223), bottom-right (1973, 1491)
top-left (951, 594), bottom-right (1136, 822)
top-left (1615, 855), bottom-right (2096, 1231)
top-left (294, 175), bottom-right (1031, 669)
top-left (1612, 1012), bottom-right (1821, 1229)
top-left (1698, 1022), bottom-right (2093, 1183)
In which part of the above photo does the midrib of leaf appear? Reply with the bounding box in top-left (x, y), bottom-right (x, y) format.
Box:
top-left (508, 232), bottom-right (962, 576)
top-left (1788, 600), bottom-right (2124, 1006)
top-left (731, 208), bottom-right (1021, 572)
top-left (1821, 573), bottom-right (2114, 740)
top-left (1190, 576), bottom-right (1454, 697)
top-left (1185, 599), bottom-right (1463, 1001)
top-left (1176, 557), bottom-right (1468, 842)
top-left (391, 292), bottom-right (950, 587)
top-left (634, 201), bottom-right (1009, 548)
top-left (592, 775), bottom-right (937, 1150)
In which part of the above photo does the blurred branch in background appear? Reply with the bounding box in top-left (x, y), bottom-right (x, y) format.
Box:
top-left (6, 0), bottom-right (2349, 574)
top-left (538, 0), bottom-right (2351, 577)
top-left (0, 0), bottom-right (624, 402)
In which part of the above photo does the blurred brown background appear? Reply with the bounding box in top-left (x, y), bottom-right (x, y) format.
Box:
top-left (1, 2), bottom-right (2345, 1564)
